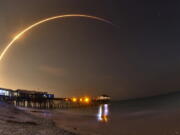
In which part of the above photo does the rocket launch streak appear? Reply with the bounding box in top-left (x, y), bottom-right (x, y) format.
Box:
top-left (0, 14), bottom-right (114, 62)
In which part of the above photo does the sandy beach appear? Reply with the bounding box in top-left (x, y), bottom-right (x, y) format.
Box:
top-left (0, 102), bottom-right (77, 135)
top-left (24, 109), bottom-right (109, 135)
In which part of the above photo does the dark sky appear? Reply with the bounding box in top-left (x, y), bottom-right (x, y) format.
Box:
top-left (0, 0), bottom-right (180, 100)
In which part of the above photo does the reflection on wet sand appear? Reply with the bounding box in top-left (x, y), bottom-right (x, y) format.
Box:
top-left (97, 104), bottom-right (109, 122)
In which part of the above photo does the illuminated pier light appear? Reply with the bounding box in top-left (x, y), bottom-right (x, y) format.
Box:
top-left (84, 97), bottom-right (90, 103)
top-left (80, 98), bottom-right (83, 102)
top-left (72, 97), bottom-right (77, 102)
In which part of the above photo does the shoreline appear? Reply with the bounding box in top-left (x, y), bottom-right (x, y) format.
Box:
top-left (0, 102), bottom-right (78, 135)
top-left (21, 107), bottom-right (102, 135)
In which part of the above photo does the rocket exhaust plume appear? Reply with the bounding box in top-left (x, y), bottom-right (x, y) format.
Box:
top-left (0, 14), bottom-right (115, 62)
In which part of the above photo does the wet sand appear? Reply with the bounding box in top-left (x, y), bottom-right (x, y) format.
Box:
top-left (0, 102), bottom-right (77, 135)
top-left (22, 107), bottom-right (112, 135)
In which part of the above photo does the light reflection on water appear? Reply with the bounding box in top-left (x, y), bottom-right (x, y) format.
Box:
top-left (97, 104), bottom-right (109, 122)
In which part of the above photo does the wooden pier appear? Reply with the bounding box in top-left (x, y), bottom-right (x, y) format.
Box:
top-left (0, 88), bottom-right (110, 109)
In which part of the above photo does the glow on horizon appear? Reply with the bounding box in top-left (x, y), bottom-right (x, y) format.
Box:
top-left (0, 14), bottom-right (114, 62)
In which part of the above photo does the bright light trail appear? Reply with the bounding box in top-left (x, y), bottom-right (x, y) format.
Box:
top-left (0, 14), bottom-right (114, 62)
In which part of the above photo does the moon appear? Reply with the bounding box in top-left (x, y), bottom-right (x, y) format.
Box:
top-left (0, 14), bottom-right (115, 62)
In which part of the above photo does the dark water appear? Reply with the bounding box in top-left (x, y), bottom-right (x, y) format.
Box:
top-left (27, 94), bottom-right (180, 135)
top-left (53, 102), bottom-right (122, 134)
top-left (54, 96), bottom-right (180, 135)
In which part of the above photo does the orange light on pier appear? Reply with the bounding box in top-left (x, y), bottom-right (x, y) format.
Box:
top-left (80, 98), bottom-right (83, 102)
top-left (72, 97), bottom-right (77, 102)
top-left (84, 97), bottom-right (90, 103)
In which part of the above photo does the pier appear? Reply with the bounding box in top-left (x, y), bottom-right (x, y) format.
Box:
top-left (0, 88), bottom-right (110, 109)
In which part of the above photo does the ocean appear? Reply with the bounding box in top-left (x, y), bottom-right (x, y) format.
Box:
top-left (26, 95), bottom-right (180, 135)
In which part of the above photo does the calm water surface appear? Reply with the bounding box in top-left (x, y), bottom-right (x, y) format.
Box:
top-left (29, 99), bottom-right (180, 135)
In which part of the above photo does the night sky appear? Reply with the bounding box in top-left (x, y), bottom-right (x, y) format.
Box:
top-left (0, 0), bottom-right (180, 100)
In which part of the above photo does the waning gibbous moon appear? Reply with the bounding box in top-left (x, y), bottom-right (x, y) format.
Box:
top-left (0, 14), bottom-right (115, 62)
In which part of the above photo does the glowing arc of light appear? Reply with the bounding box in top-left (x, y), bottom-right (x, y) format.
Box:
top-left (0, 14), bottom-right (114, 61)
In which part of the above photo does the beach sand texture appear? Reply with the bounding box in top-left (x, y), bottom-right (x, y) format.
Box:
top-left (0, 102), bottom-right (77, 135)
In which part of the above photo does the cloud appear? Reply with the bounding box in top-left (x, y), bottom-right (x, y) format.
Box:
top-left (39, 65), bottom-right (66, 77)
